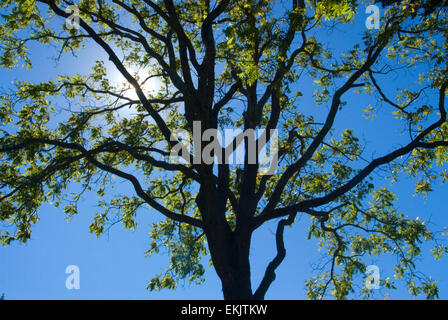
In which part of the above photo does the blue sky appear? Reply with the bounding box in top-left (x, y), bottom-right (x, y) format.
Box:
top-left (1, 1), bottom-right (448, 300)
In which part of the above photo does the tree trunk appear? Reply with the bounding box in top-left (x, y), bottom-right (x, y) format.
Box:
top-left (197, 180), bottom-right (255, 299)
top-left (221, 233), bottom-right (253, 300)
top-left (206, 225), bottom-right (254, 300)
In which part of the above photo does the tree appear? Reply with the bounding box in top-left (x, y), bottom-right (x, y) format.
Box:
top-left (0, 0), bottom-right (447, 300)
top-left (378, 0), bottom-right (448, 16)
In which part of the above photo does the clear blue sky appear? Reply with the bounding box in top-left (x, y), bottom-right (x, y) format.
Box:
top-left (1, 1), bottom-right (448, 300)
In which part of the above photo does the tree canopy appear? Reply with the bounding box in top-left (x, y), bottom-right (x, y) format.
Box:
top-left (0, 0), bottom-right (447, 299)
